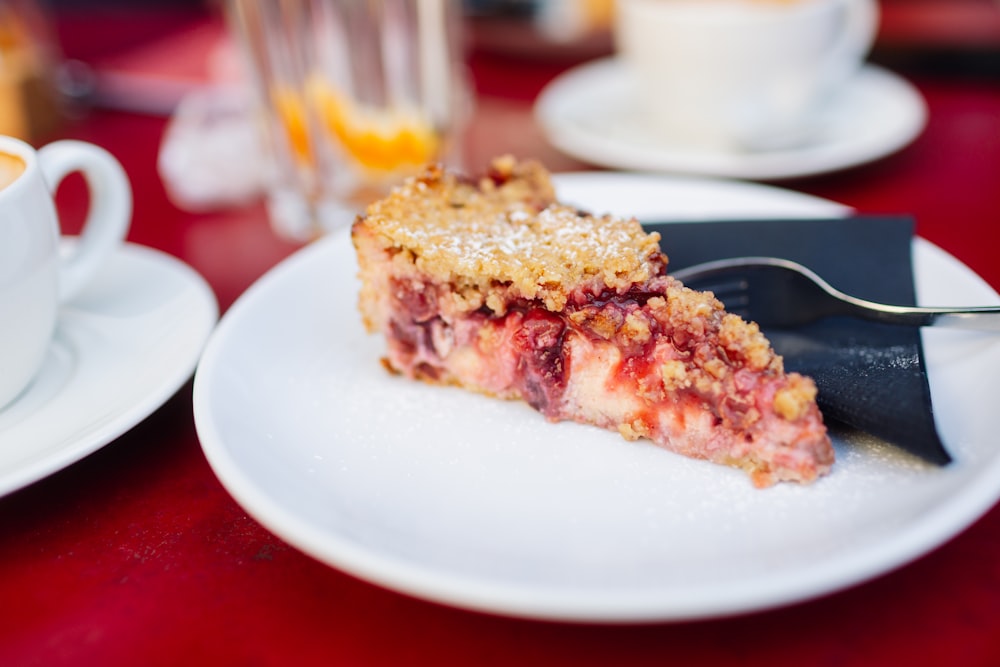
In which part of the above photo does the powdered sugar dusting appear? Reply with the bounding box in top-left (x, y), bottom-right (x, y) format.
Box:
top-left (358, 160), bottom-right (664, 309)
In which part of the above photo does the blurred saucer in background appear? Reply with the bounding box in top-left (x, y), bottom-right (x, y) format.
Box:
top-left (535, 58), bottom-right (928, 180)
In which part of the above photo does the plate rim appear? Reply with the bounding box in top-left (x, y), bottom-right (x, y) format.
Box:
top-left (194, 173), bottom-right (1000, 622)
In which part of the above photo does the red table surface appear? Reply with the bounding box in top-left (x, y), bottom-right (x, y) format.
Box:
top-left (3, 7), bottom-right (1000, 666)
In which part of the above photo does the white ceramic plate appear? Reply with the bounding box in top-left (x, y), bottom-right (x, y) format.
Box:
top-left (535, 60), bottom-right (928, 180)
top-left (0, 242), bottom-right (218, 497)
top-left (194, 173), bottom-right (1000, 622)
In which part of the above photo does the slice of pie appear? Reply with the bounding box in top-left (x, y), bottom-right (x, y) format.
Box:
top-left (351, 156), bottom-right (833, 487)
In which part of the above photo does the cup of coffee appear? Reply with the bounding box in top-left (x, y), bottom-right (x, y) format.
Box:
top-left (614, 0), bottom-right (879, 151)
top-left (0, 135), bottom-right (132, 409)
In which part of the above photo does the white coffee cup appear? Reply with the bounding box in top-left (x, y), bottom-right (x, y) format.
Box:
top-left (614, 0), bottom-right (879, 151)
top-left (0, 136), bottom-right (132, 409)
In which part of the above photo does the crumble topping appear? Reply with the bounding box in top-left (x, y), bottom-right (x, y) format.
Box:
top-left (360, 157), bottom-right (664, 311)
top-left (773, 377), bottom-right (819, 421)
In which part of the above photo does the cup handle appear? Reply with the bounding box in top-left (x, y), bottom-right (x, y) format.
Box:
top-left (824, 0), bottom-right (880, 91)
top-left (38, 140), bottom-right (133, 302)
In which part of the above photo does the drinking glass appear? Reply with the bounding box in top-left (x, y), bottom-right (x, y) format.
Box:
top-left (228, 0), bottom-right (466, 240)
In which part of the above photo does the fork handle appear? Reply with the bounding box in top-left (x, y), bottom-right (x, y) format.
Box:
top-left (842, 301), bottom-right (1000, 332)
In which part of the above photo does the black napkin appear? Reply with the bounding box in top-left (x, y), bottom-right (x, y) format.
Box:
top-left (643, 216), bottom-right (951, 465)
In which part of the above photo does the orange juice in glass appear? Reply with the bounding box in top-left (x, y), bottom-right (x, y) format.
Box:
top-left (228, 0), bottom-right (464, 240)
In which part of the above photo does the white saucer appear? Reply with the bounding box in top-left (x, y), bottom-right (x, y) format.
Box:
top-left (0, 242), bottom-right (218, 497)
top-left (194, 173), bottom-right (1000, 623)
top-left (535, 59), bottom-right (928, 180)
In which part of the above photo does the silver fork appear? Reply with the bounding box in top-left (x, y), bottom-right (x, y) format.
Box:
top-left (671, 256), bottom-right (1000, 331)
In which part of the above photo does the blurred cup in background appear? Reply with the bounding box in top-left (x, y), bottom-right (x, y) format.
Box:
top-left (227, 0), bottom-right (466, 241)
top-left (0, 0), bottom-right (64, 142)
top-left (614, 0), bottom-right (879, 152)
